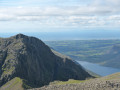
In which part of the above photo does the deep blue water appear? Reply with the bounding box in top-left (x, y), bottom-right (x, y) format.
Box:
top-left (77, 61), bottom-right (120, 76)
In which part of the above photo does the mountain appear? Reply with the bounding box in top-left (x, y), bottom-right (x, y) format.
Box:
top-left (0, 34), bottom-right (91, 89)
top-left (99, 44), bottom-right (120, 68)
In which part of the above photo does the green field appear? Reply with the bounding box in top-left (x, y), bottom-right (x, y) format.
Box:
top-left (45, 40), bottom-right (120, 68)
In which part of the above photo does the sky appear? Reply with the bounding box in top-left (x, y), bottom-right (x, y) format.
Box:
top-left (0, 0), bottom-right (120, 32)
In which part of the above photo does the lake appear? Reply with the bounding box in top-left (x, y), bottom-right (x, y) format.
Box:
top-left (77, 61), bottom-right (120, 76)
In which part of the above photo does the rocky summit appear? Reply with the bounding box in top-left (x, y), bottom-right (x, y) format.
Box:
top-left (0, 34), bottom-right (91, 89)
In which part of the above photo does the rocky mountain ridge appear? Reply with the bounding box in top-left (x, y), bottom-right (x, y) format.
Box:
top-left (0, 34), bottom-right (91, 89)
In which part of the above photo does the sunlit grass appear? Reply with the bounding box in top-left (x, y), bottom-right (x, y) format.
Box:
top-left (50, 79), bottom-right (86, 85)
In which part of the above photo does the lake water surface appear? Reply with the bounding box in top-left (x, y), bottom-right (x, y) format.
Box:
top-left (77, 61), bottom-right (120, 76)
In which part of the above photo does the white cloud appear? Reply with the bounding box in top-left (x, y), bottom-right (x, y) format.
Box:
top-left (0, 0), bottom-right (120, 30)
top-left (108, 15), bottom-right (120, 20)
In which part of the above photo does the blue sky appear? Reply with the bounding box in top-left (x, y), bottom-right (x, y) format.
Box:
top-left (0, 0), bottom-right (120, 32)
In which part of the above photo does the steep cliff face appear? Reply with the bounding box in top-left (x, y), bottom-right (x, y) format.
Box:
top-left (0, 34), bottom-right (91, 88)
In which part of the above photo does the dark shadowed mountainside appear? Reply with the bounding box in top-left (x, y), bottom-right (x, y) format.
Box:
top-left (0, 34), bottom-right (91, 89)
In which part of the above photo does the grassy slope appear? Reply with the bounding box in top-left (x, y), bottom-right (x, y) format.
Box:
top-left (1, 73), bottom-right (120, 89)
top-left (0, 77), bottom-right (33, 90)
top-left (50, 72), bottom-right (120, 85)
top-left (0, 77), bottom-right (24, 90)
top-left (101, 72), bottom-right (120, 80)
top-left (50, 79), bottom-right (86, 85)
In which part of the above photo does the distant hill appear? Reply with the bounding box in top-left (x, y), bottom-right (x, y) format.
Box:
top-left (99, 44), bottom-right (120, 68)
top-left (0, 34), bottom-right (91, 89)
top-left (45, 40), bottom-right (120, 68)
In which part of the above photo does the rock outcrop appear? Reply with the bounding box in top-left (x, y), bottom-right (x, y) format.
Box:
top-left (0, 34), bottom-right (91, 88)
